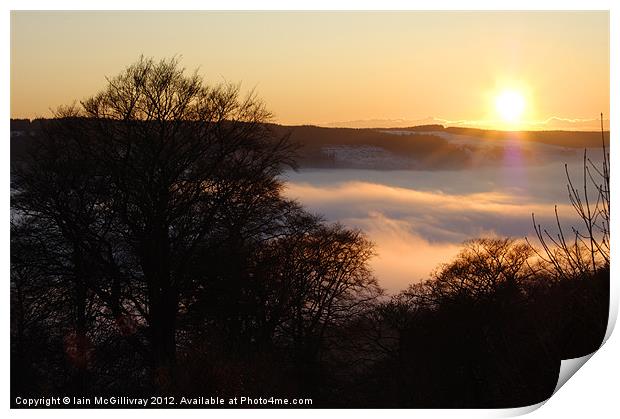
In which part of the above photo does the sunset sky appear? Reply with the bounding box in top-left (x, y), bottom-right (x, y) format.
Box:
top-left (11, 11), bottom-right (609, 130)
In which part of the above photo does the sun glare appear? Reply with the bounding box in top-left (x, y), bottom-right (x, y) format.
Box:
top-left (495, 90), bottom-right (526, 124)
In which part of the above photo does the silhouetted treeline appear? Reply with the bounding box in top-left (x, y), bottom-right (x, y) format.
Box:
top-left (10, 58), bottom-right (609, 408)
top-left (347, 239), bottom-right (608, 408)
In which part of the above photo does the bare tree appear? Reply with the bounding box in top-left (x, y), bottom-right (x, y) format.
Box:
top-left (263, 222), bottom-right (382, 363)
top-left (11, 56), bottom-right (296, 384)
top-left (421, 238), bottom-right (534, 305)
top-left (529, 113), bottom-right (610, 280)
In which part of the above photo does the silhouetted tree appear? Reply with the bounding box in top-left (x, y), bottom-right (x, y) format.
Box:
top-left (11, 57), bottom-right (386, 401)
top-left (529, 113), bottom-right (610, 280)
top-left (355, 237), bottom-right (562, 408)
top-left (424, 238), bottom-right (534, 306)
top-left (527, 113), bottom-right (610, 358)
top-left (272, 223), bottom-right (379, 360)
top-left (11, 56), bottom-right (296, 388)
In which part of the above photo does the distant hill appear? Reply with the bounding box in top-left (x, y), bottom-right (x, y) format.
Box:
top-left (321, 116), bottom-right (609, 131)
top-left (322, 117), bottom-right (443, 129)
top-left (270, 123), bottom-right (608, 169)
top-left (443, 126), bottom-right (609, 149)
top-left (11, 119), bottom-right (610, 170)
top-left (269, 124), bottom-right (467, 170)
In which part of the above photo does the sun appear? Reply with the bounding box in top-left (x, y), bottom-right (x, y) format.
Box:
top-left (495, 90), bottom-right (526, 123)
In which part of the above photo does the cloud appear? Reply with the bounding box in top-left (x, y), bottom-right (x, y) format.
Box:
top-left (349, 212), bottom-right (461, 292)
top-left (284, 180), bottom-right (584, 293)
top-left (284, 180), bottom-right (577, 239)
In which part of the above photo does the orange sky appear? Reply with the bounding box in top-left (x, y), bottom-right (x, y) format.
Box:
top-left (11, 11), bottom-right (609, 130)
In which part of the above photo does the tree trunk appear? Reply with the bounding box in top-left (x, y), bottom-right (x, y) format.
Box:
top-left (143, 221), bottom-right (178, 390)
top-left (71, 246), bottom-right (90, 393)
top-left (149, 285), bottom-right (178, 388)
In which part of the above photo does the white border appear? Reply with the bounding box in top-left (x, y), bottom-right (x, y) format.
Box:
top-left (3, 2), bottom-right (618, 418)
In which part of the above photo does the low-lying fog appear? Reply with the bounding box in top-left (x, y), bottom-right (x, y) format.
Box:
top-left (282, 137), bottom-right (603, 293)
